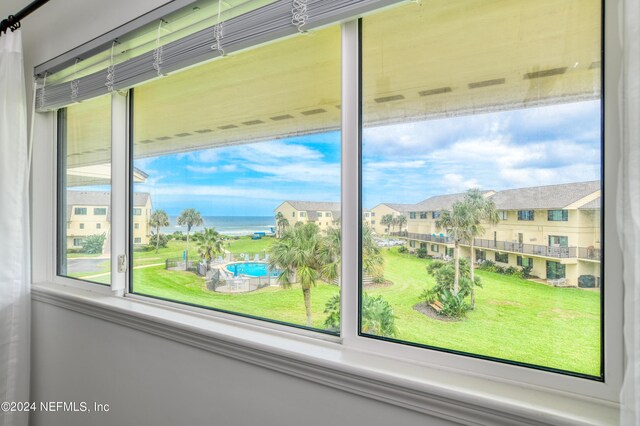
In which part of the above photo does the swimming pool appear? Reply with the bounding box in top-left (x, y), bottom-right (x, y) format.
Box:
top-left (226, 262), bottom-right (280, 277)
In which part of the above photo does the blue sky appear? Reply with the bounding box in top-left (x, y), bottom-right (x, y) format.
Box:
top-left (134, 100), bottom-right (601, 216)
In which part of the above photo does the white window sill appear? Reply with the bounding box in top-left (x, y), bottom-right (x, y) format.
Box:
top-left (31, 282), bottom-right (619, 426)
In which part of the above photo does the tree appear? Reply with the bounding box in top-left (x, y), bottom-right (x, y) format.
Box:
top-left (323, 293), bottom-right (397, 337)
top-left (82, 233), bottom-right (107, 254)
top-left (149, 209), bottom-right (170, 253)
top-left (177, 208), bottom-right (204, 264)
top-left (380, 214), bottom-right (394, 234)
top-left (268, 223), bottom-right (323, 326)
top-left (435, 201), bottom-right (474, 294)
top-left (463, 188), bottom-right (500, 308)
top-left (396, 214), bottom-right (407, 232)
top-left (275, 211), bottom-right (290, 237)
top-left (195, 227), bottom-right (224, 270)
top-left (318, 223), bottom-right (384, 284)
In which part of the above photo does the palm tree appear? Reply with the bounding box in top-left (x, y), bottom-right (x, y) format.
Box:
top-left (396, 214), bottom-right (407, 233)
top-left (464, 188), bottom-right (500, 308)
top-left (177, 208), bottom-right (204, 264)
top-left (195, 227), bottom-right (224, 270)
top-left (268, 223), bottom-right (323, 326)
top-left (435, 201), bottom-right (474, 295)
top-left (149, 209), bottom-right (170, 253)
top-left (380, 214), bottom-right (394, 234)
top-left (275, 211), bottom-right (290, 237)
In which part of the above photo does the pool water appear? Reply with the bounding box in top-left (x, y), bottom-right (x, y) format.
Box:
top-left (226, 262), bottom-right (280, 277)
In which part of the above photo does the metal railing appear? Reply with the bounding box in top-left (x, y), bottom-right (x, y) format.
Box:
top-left (206, 268), bottom-right (277, 293)
top-left (390, 231), bottom-right (453, 244)
top-left (578, 247), bottom-right (601, 261)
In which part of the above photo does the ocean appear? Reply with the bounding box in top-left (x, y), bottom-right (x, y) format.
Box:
top-left (161, 216), bottom-right (275, 237)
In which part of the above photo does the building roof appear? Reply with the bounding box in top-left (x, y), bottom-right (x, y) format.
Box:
top-left (66, 191), bottom-right (151, 221)
top-left (373, 203), bottom-right (413, 213)
top-left (489, 181), bottom-right (600, 210)
top-left (282, 201), bottom-right (341, 212)
top-left (412, 191), bottom-right (493, 212)
top-left (579, 196), bottom-right (601, 210)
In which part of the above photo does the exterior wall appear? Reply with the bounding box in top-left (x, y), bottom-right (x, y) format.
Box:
top-left (132, 198), bottom-right (153, 245)
top-left (370, 205), bottom-right (408, 235)
top-left (315, 210), bottom-right (338, 233)
top-left (66, 206), bottom-right (110, 251)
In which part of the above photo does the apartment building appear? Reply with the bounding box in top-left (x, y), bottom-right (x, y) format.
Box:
top-left (369, 203), bottom-right (413, 235)
top-left (275, 201), bottom-right (375, 234)
top-left (66, 191), bottom-right (153, 251)
top-left (397, 181), bottom-right (601, 287)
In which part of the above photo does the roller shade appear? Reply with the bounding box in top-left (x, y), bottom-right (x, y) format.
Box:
top-left (35, 0), bottom-right (404, 111)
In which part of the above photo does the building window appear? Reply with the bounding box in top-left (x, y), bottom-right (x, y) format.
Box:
top-left (318, 212), bottom-right (323, 217)
top-left (370, 212), bottom-right (375, 217)
top-left (549, 235), bottom-right (569, 247)
top-left (498, 211), bottom-right (508, 220)
top-left (409, 240), bottom-right (416, 248)
top-left (430, 244), bottom-right (439, 253)
top-left (548, 210), bottom-right (568, 221)
top-left (371, 220), bottom-right (375, 225)
top-left (517, 256), bottom-right (533, 268)
top-left (79, 223), bottom-right (84, 230)
top-left (419, 212), bottom-right (428, 219)
top-left (364, 212), bottom-right (369, 217)
top-left (134, 223), bottom-right (140, 230)
top-left (495, 252), bottom-right (509, 263)
top-left (130, 23), bottom-right (341, 333)
top-left (96, 223), bottom-right (101, 229)
top-left (546, 261), bottom-right (566, 280)
top-left (432, 211), bottom-right (441, 219)
top-left (420, 242), bottom-right (427, 249)
top-left (409, 212), bottom-right (416, 219)
top-left (133, 208), bottom-right (142, 216)
top-left (94, 207), bottom-right (107, 215)
top-left (517, 210), bottom-right (535, 221)
top-left (73, 238), bottom-right (83, 247)
top-left (134, 237), bottom-right (142, 244)
top-left (74, 207), bottom-right (87, 215)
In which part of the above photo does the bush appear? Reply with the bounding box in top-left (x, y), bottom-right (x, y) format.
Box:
top-left (81, 233), bottom-right (106, 254)
top-left (134, 245), bottom-right (155, 252)
top-left (477, 260), bottom-right (497, 273)
top-left (372, 275), bottom-right (386, 284)
top-left (323, 293), bottom-right (397, 337)
top-left (578, 275), bottom-right (596, 288)
top-left (494, 265), bottom-right (506, 274)
top-left (415, 247), bottom-right (428, 258)
top-left (419, 287), bottom-right (438, 304)
top-left (521, 265), bottom-right (533, 278)
top-left (149, 233), bottom-right (169, 249)
top-left (397, 246), bottom-right (409, 254)
top-left (67, 248), bottom-right (83, 254)
top-left (440, 290), bottom-right (470, 318)
top-left (504, 266), bottom-right (519, 275)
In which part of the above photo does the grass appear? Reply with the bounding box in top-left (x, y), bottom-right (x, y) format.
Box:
top-left (367, 248), bottom-right (601, 376)
top-left (71, 237), bottom-right (601, 376)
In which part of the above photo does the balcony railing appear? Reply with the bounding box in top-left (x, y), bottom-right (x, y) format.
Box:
top-left (391, 232), bottom-right (601, 261)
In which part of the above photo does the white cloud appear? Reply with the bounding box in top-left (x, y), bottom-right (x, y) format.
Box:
top-left (186, 165), bottom-right (218, 174)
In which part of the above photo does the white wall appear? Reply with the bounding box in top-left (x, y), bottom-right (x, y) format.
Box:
top-left (31, 302), bottom-right (448, 426)
top-left (0, 1), bottom-right (450, 424)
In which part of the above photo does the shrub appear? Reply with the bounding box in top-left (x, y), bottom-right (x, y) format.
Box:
top-left (477, 260), bottom-right (497, 273)
top-left (134, 245), bottom-right (155, 252)
top-left (416, 247), bottom-right (428, 258)
top-left (440, 290), bottom-right (470, 318)
top-left (149, 233), bottom-right (169, 249)
top-left (578, 275), bottom-right (596, 288)
top-left (397, 246), bottom-right (408, 254)
top-left (81, 233), bottom-right (106, 254)
top-left (495, 265), bottom-right (506, 274)
top-left (521, 265), bottom-right (533, 278)
top-left (323, 293), bottom-right (397, 337)
top-left (67, 248), bottom-right (83, 254)
top-left (425, 258), bottom-right (480, 299)
top-left (372, 275), bottom-right (386, 284)
top-left (419, 287), bottom-right (438, 304)
top-left (504, 266), bottom-right (519, 275)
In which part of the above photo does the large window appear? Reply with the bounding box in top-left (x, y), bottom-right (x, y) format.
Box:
top-left (130, 25), bottom-right (341, 332)
top-left (361, 0), bottom-right (602, 378)
top-left (57, 95), bottom-right (112, 285)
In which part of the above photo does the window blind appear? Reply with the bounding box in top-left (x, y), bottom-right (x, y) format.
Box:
top-left (35, 0), bottom-right (404, 111)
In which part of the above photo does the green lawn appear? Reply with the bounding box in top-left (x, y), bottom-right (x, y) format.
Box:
top-left (368, 248), bottom-right (601, 376)
top-left (79, 239), bottom-right (601, 376)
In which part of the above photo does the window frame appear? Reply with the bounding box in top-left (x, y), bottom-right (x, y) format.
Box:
top-left (37, 1), bottom-right (623, 406)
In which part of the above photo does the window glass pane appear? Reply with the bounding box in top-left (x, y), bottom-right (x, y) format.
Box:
top-left (57, 95), bottom-right (112, 285)
top-left (131, 26), bottom-right (341, 332)
top-left (361, 0), bottom-right (602, 377)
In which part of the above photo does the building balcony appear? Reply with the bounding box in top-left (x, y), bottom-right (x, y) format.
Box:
top-left (392, 232), bottom-right (601, 261)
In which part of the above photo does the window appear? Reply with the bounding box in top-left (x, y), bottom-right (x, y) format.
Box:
top-left (133, 208), bottom-right (142, 216)
top-left (409, 240), bottom-right (416, 248)
top-left (371, 220), bottom-right (375, 225)
top-left (131, 24), bottom-right (341, 333)
top-left (432, 211), bottom-right (440, 219)
top-left (318, 212), bottom-right (323, 218)
top-left (96, 223), bottom-right (101, 230)
top-left (409, 212), bottom-right (417, 219)
top-left (364, 212), bottom-right (369, 217)
top-left (517, 256), bottom-right (532, 268)
top-left (517, 210), bottom-right (535, 221)
top-left (431, 244), bottom-right (439, 253)
top-left (548, 210), bottom-right (569, 221)
top-left (371, 212), bottom-right (375, 217)
top-left (546, 261), bottom-right (566, 280)
top-left (361, 0), bottom-right (602, 379)
top-left (94, 207), bottom-right (107, 215)
top-left (57, 95), bottom-right (111, 285)
top-left (134, 223), bottom-right (140, 230)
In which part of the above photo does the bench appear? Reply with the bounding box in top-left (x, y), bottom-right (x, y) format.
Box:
top-left (430, 300), bottom-right (443, 313)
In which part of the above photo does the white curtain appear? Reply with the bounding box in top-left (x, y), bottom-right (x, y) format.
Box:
top-left (619, 0), bottom-right (640, 424)
top-left (0, 30), bottom-right (30, 426)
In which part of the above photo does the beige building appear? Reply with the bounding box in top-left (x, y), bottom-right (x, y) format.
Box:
top-left (397, 181), bottom-right (601, 287)
top-left (274, 201), bottom-right (376, 234)
top-left (369, 203), bottom-right (412, 235)
top-left (66, 191), bottom-right (153, 251)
